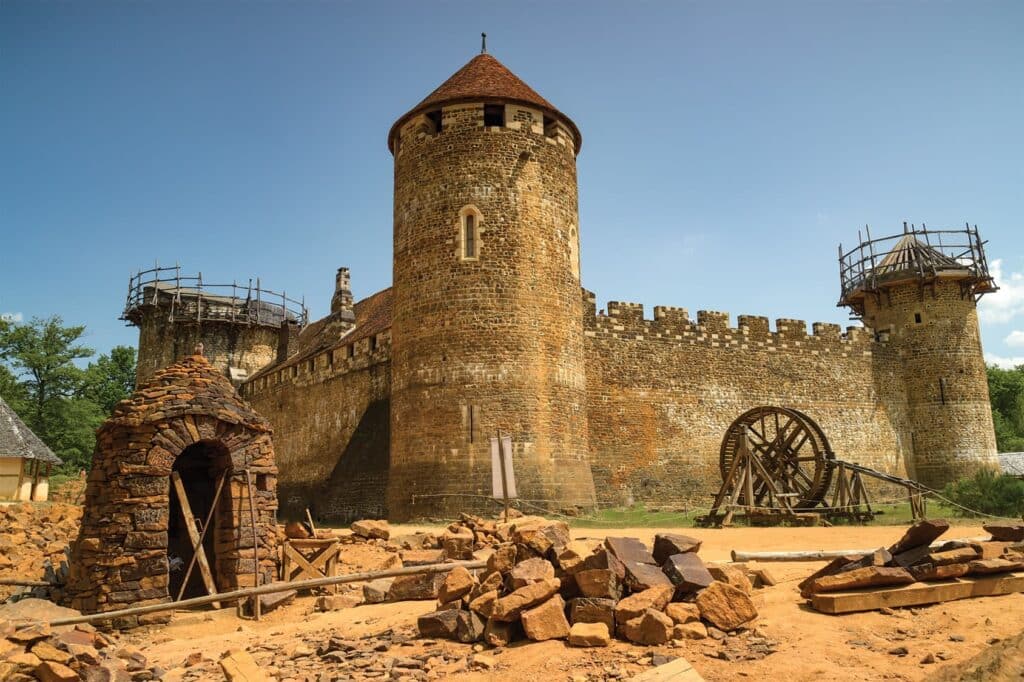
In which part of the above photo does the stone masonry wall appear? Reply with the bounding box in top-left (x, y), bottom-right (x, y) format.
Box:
top-left (583, 292), bottom-right (914, 509)
top-left (136, 310), bottom-right (277, 386)
top-left (388, 101), bottom-right (595, 521)
top-left (862, 279), bottom-right (999, 488)
top-left (242, 332), bottom-right (391, 524)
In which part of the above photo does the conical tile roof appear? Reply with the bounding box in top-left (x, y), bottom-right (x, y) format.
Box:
top-left (389, 53), bottom-right (581, 153)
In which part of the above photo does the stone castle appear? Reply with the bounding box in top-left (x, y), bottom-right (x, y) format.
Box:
top-left (124, 51), bottom-right (1000, 522)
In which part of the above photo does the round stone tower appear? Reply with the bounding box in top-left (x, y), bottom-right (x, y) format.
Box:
top-left (839, 224), bottom-right (999, 489)
top-left (122, 265), bottom-right (307, 387)
top-left (386, 51), bottom-right (596, 520)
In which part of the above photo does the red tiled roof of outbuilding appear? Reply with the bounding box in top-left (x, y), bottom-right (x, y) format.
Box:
top-left (388, 53), bottom-right (581, 154)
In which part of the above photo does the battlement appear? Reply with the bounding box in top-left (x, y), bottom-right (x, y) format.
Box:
top-left (393, 102), bottom-right (577, 158)
top-left (242, 329), bottom-right (391, 398)
top-left (584, 291), bottom-right (873, 355)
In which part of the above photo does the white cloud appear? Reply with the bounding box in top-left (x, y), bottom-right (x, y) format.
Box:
top-left (0, 312), bottom-right (22, 323)
top-left (986, 352), bottom-right (1024, 369)
top-left (1006, 330), bottom-right (1024, 348)
top-left (979, 259), bottom-right (1024, 324)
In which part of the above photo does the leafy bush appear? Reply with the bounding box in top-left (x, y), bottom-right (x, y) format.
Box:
top-left (942, 469), bottom-right (1024, 518)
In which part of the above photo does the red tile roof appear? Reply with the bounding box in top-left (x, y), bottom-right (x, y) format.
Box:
top-left (388, 53), bottom-right (581, 153)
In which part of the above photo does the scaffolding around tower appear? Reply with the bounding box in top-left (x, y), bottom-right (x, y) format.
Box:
top-left (838, 223), bottom-right (997, 318)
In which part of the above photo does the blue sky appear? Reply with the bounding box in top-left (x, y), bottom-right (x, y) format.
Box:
top-left (2, 1), bottom-right (1022, 366)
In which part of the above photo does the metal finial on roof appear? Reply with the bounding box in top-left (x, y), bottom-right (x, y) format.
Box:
top-left (481, 32), bottom-right (487, 54)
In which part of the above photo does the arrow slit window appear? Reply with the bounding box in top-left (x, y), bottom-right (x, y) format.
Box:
top-left (459, 206), bottom-right (482, 261)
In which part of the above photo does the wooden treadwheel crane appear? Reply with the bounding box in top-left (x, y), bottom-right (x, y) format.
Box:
top-left (697, 406), bottom-right (930, 527)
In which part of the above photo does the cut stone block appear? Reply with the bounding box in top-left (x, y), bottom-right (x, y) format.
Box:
top-left (351, 519), bottom-right (390, 540)
top-left (418, 609), bottom-right (461, 639)
top-left (568, 597), bottom-right (616, 632)
top-left (508, 557), bottom-right (556, 589)
top-left (662, 553), bottom-right (714, 597)
top-left (664, 602), bottom-right (701, 625)
top-left (652, 533), bottom-right (702, 564)
top-left (808, 566), bottom-right (915, 594)
top-left (575, 568), bottom-right (623, 600)
top-left (491, 578), bottom-right (561, 621)
top-left (388, 572), bottom-right (444, 601)
top-left (707, 564), bottom-right (753, 594)
top-left (887, 520), bottom-right (950, 555)
top-left (623, 560), bottom-right (674, 592)
top-left (909, 562), bottom-right (970, 582)
top-left (695, 581), bottom-right (758, 632)
top-left (568, 621), bottom-right (610, 647)
top-left (439, 566), bottom-right (476, 603)
top-left (614, 585), bottom-right (674, 637)
top-left (521, 594), bottom-right (570, 641)
top-left (621, 608), bottom-right (673, 645)
top-left (967, 558), bottom-right (1024, 575)
top-left (984, 523), bottom-right (1024, 542)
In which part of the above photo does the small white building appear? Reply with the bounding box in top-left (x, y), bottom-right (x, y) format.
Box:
top-left (0, 396), bottom-right (62, 501)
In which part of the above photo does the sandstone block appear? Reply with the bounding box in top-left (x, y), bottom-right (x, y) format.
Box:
top-left (468, 590), bottom-right (498, 618)
top-left (568, 621), bottom-right (610, 647)
top-left (363, 578), bottom-right (393, 603)
top-left (707, 564), bottom-right (753, 594)
top-left (888, 519), bottom-right (949, 555)
top-left (652, 533), bottom-right (702, 564)
top-left (927, 547), bottom-right (979, 566)
top-left (662, 553), bottom-right (714, 597)
top-left (455, 610), bottom-right (486, 643)
top-left (521, 594), bottom-right (570, 641)
top-left (808, 566), bottom-right (914, 594)
top-left (387, 573), bottom-right (444, 601)
top-left (614, 585), bottom-right (674, 636)
top-left (220, 649), bottom-right (268, 682)
top-left (967, 558), bottom-right (1024, 575)
top-left (664, 602), bottom-right (701, 625)
top-left (985, 523), bottom-right (1024, 542)
top-left (316, 594), bottom-right (360, 611)
top-left (31, 641), bottom-right (72, 665)
top-left (442, 528), bottom-right (475, 560)
top-left (568, 597), bottom-right (616, 632)
top-left (909, 562), bottom-right (970, 581)
top-left (491, 578), bottom-right (561, 621)
top-left (486, 543), bottom-right (517, 574)
top-left (438, 566), bottom-right (476, 603)
top-left (36, 660), bottom-right (79, 682)
top-left (623, 560), bottom-right (674, 592)
top-left (484, 618), bottom-right (523, 647)
top-left (695, 581), bottom-right (758, 632)
top-left (672, 621), bottom-right (708, 640)
top-left (508, 557), bottom-right (555, 589)
top-left (575, 568), bottom-right (623, 600)
top-left (605, 536), bottom-right (656, 565)
top-left (417, 609), bottom-right (461, 639)
top-left (621, 608), bottom-right (673, 645)
top-left (556, 540), bottom-right (601, 574)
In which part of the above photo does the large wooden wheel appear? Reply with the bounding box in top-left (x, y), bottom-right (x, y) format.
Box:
top-left (719, 406), bottom-right (835, 509)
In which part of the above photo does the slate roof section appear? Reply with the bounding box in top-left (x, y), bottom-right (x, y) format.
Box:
top-left (0, 396), bottom-right (62, 465)
top-left (388, 53), bottom-right (582, 154)
top-left (249, 287), bottom-right (393, 380)
top-left (999, 452), bottom-right (1024, 477)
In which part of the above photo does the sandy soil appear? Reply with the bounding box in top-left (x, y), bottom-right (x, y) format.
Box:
top-left (121, 522), bottom-right (1024, 682)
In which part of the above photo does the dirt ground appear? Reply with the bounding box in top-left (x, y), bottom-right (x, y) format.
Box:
top-left (115, 521), bottom-right (1024, 682)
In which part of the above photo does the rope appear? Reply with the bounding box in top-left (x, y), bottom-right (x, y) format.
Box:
top-left (922, 489), bottom-right (1021, 521)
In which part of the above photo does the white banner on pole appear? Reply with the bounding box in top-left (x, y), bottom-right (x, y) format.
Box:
top-left (490, 436), bottom-right (517, 500)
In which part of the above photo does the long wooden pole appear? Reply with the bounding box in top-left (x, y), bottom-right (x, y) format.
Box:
top-left (48, 560), bottom-right (487, 627)
top-left (245, 469), bottom-right (261, 622)
top-left (0, 579), bottom-right (51, 587)
top-left (732, 536), bottom-right (990, 562)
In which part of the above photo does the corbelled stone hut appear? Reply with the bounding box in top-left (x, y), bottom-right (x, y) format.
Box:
top-left (66, 355), bottom-right (279, 628)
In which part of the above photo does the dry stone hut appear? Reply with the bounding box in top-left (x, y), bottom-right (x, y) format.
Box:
top-left (0, 396), bottom-right (61, 501)
top-left (66, 354), bottom-right (279, 628)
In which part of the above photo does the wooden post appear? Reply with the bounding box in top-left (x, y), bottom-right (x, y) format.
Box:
top-left (497, 432), bottom-right (510, 523)
top-left (305, 508), bottom-right (317, 538)
top-left (246, 469), bottom-right (261, 622)
top-left (170, 472), bottom-right (220, 607)
top-left (176, 471), bottom-right (227, 602)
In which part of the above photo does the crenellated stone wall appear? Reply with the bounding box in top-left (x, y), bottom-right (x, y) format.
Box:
top-left (582, 291), bottom-right (914, 508)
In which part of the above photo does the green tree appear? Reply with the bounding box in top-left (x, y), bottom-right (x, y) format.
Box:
top-left (0, 363), bottom-right (28, 414)
top-left (0, 316), bottom-right (99, 470)
top-left (82, 345), bottom-right (137, 414)
top-left (987, 364), bottom-right (1024, 452)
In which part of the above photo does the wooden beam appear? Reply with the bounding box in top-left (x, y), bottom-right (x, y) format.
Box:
top-left (811, 571), bottom-right (1024, 614)
top-left (48, 559), bottom-right (487, 627)
top-left (732, 536), bottom-right (990, 562)
top-left (170, 471), bottom-right (220, 608)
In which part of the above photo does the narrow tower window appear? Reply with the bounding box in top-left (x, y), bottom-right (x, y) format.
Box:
top-left (459, 206), bottom-right (483, 261)
top-left (425, 109), bottom-right (442, 134)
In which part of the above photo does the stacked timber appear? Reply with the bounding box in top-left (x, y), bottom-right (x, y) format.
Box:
top-left (802, 520), bottom-right (1024, 614)
top-left (415, 518), bottom-right (767, 648)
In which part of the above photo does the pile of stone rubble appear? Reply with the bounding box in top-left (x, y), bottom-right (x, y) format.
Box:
top-left (0, 503), bottom-right (81, 602)
top-left (410, 515), bottom-right (770, 648)
top-left (800, 520), bottom-right (1024, 599)
top-left (0, 599), bottom-right (163, 681)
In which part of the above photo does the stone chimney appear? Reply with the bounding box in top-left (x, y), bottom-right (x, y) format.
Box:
top-left (331, 267), bottom-right (355, 322)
